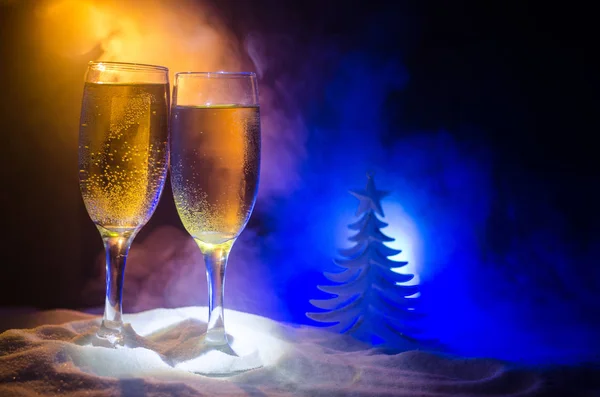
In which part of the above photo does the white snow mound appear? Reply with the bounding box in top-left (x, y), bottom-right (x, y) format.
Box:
top-left (0, 307), bottom-right (542, 396)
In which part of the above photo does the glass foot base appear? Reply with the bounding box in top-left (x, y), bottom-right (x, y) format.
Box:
top-left (74, 321), bottom-right (155, 350)
top-left (171, 337), bottom-right (263, 376)
top-left (94, 322), bottom-right (125, 347)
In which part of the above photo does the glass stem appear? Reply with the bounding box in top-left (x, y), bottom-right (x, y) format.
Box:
top-left (97, 230), bottom-right (135, 346)
top-left (199, 241), bottom-right (233, 346)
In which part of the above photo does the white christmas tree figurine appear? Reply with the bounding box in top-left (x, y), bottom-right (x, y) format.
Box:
top-left (307, 173), bottom-right (422, 347)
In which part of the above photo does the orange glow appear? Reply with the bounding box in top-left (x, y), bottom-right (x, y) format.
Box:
top-left (37, 0), bottom-right (111, 57)
top-left (35, 0), bottom-right (242, 83)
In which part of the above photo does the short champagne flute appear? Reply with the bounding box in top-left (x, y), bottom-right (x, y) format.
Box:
top-left (170, 72), bottom-right (261, 368)
top-left (78, 61), bottom-right (170, 347)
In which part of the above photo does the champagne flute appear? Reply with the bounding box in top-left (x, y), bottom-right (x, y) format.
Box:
top-left (170, 72), bottom-right (261, 364)
top-left (78, 61), bottom-right (170, 347)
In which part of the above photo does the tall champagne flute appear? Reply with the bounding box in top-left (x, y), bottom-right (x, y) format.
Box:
top-left (78, 61), bottom-right (169, 347)
top-left (170, 72), bottom-right (260, 361)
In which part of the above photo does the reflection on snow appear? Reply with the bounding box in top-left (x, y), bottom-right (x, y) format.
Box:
top-left (0, 307), bottom-right (544, 396)
top-left (70, 307), bottom-right (288, 377)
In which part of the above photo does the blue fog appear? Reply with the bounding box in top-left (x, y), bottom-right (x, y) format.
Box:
top-left (241, 44), bottom-right (600, 365)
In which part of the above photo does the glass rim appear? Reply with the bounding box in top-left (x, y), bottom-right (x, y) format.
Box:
top-left (88, 61), bottom-right (169, 72)
top-left (175, 71), bottom-right (257, 78)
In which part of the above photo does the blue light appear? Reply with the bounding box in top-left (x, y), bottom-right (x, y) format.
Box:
top-left (248, 46), bottom-right (600, 366)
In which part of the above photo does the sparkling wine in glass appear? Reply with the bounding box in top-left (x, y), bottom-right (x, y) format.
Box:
top-left (78, 61), bottom-right (169, 347)
top-left (170, 72), bottom-right (261, 369)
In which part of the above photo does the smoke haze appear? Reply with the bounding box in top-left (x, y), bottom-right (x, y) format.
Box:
top-left (1, 0), bottom-right (599, 366)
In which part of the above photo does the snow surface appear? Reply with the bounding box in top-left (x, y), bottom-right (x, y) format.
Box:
top-left (0, 307), bottom-right (578, 396)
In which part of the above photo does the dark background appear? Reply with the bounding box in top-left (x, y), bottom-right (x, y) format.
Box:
top-left (1, 0), bottom-right (598, 363)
